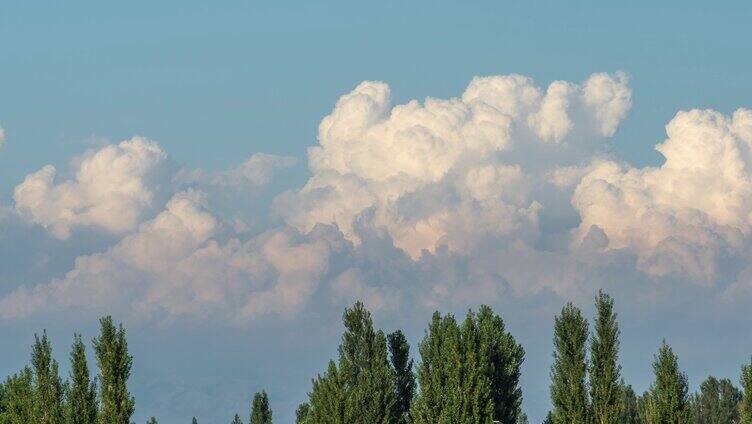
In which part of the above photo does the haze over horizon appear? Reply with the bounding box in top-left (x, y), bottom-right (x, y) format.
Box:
top-left (2, 1), bottom-right (752, 423)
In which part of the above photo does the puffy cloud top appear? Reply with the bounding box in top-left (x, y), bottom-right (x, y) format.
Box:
top-left (13, 137), bottom-right (168, 239)
top-left (573, 108), bottom-right (752, 280)
top-left (288, 73), bottom-right (632, 257)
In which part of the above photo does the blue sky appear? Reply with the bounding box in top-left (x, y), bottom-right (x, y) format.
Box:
top-left (2, 1), bottom-right (752, 423)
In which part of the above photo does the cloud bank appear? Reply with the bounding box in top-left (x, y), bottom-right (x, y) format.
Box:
top-left (3, 72), bottom-right (752, 323)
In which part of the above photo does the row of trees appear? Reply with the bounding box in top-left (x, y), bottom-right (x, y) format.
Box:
top-left (546, 291), bottom-right (752, 424)
top-left (0, 317), bottom-right (271, 424)
top-left (2, 293), bottom-right (751, 423)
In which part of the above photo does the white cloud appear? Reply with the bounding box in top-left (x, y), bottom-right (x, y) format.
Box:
top-left (0, 126), bottom-right (5, 149)
top-left (284, 72), bottom-right (631, 258)
top-left (13, 137), bottom-right (169, 239)
top-left (572, 108), bottom-right (752, 281)
top-left (177, 153), bottom-right (298, 189)
top-left (0, 190), bottom-right (338, 322)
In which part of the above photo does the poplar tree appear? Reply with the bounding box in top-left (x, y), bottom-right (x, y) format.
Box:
top-left (550, 303), bottom-right (589, 424)
top-left (231, 414), bottom-right (243, 424)
top-left (644, 342), bottom-right (690, 424)
top-left (31, 331), bottom-right (64, 424)
top-left (250, 390), bottom-right (272, 424)
top-left (691, 376), bottom-right (741, 424)
top-left (477, 305), bottom-right (525, 424)
top-left (618, 383), bottom-right (639, 424)
top-left (307, 302), bottom-right (395, 424)
top-left (741, 358), bottom-right (752, 424)
top-left (67, 334), bottom-right (98, 424)
top-left (295, 403), bottom-right (310, 424)
top-left (411, 310), bottom-right (495, 424)
top-left (0, 367), bottom-right (34, 424)
top-left (94, 316), bottom-right (135, 424)
top-left (590, 291), bottom-right (622, 424)
top-left (387, 330), bottom-right (415, 424)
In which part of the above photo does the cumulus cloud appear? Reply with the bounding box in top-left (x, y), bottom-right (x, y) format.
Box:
top-left (177, 153), bottom-right (298, 189)
top-left (0, 190), bottom-right (340, 321)
top-left (573, 108), bottom-right (752, 282)
top-left (13, 137), bottom-right (170, 239)
top-left (283, 72), bottom-right (631, 258)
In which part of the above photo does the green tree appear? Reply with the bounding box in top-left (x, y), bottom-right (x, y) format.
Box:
top-left (477, 305), bottom-right (525, 424)
top-left (0, 367), bottom-right (34, 424)
top-left (387, 330), bottom-right (415, 424)
top-left (618, 383), bottom-right (639, 424)
top-left (31, 331), bottom-right (64, 424)
top-left (691, 376), bottom-right (741, 424)
top-left (231, 414), bottom-right (243, 424)
top-left (590, 291), bottom-right (622, 424)
top-left (67, 334), bottom-right (98, 424)
top-left (411, 310), bottom-right (495, 424)
top-left (542, 412), bottom-right (554, 424)
top-left (550, 303), bottom-right (589, 424)
top-left (307, 302), bottom-right (395, 424)
top-left (146, 418), bottom-right (157, 424)
top-left (644, 342), bottom-right (690, 424)
top-left (93, 316), bottom-right (135, 424)
top-left (741, 358), bottom-right (752, 424)
top-left (250, 391), bottom-right (272, 424)
top-left (192, 418), bottom-right (198, 424)
top-left (295, 403), bottom-right (310, 424)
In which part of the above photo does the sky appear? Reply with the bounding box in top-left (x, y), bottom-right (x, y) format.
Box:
top-left (1, 1), bottom-right (752, 422)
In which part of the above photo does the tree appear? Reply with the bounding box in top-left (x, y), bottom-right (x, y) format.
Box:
top-left (550, 303), bottom-right (589, 424)
top-left (691, 376), bottom-right (741, 424)
top-left (542, 412), bottom-right (554, 424)
top-left (618, 383), bottom-right (639, 424)
top-left (644, 342), bottom-right (690, 424)
top-left (307, 302), bottom-right (395, 424)
top-left (477, 305), bottom-right (525, 424)
top-left (231, 414), bottom-right (243, 424)
top-left (146, 418), bottom-right (158, 424)
top-left (0, 367), bottom-right (34, 424)
top-left (192, 417), bottom-right (199, 424)
top-left (67, 334), bottom-right (98, 424)
top-left (741, 358), bottom-right (752, 424)
top-left (387, 330), bottom-right (415, 424)
top-left (250, 391), bottom-right (272, 424)
top-left (411, 310), bottom-right (495, 423)
top-left (31, 331), bottom-right (64, 424)
top-left (295, 403), bottom-right (310, 424)
top-left (590, 291), bottom-right (622, 424)
top-left (94, 316), bottom-right (135, 424)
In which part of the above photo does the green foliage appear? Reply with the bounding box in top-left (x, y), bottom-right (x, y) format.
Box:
top-left (477, 305), bottom-right (525, 424)
top-left (590, 291), bottom-right (622, 424)
top-left (94, 316), bottom-right (135, 424)
top-left (250, 390), bottom-right (272, 424)
top-left (231, 414), bottom-right (243, 424)
top-left (295, 403), bottom-right (310, 424)
top-left (146, 418), bottom-right (158, 424)
top-left (644, 342), bottom-right (690, 424)
top-left (192, 418), bottom-right (198, 424)
top-left (0, 367), bottom-right (34, 424)
top-left (542, 411), bottom-right (554, 424)
top-left (618, 383), bottom-right (639, 424)
top-left (387, 330), bottom-right (415, 424)
top-left (741, 359), bottom-right (752, 424)
top-left (31, 331), bottom-right (65, 424)
top-left (550, 303), bottom-right (589, 424)
top-left (307, 302), bottom-right (395, 424)
top-left (411, 309), bottom-right (495, 424)
top-left (67, 334), bottom-right (98, 424)
top-left (691, 376), bottom-right (741, 424)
